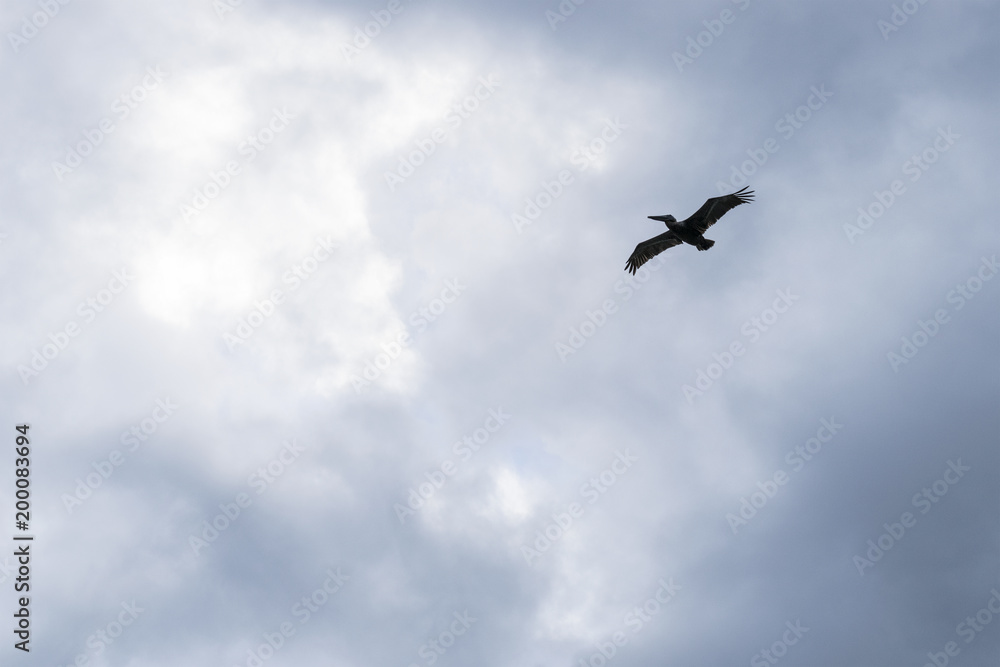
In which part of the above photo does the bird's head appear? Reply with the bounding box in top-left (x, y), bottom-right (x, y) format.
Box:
top-left (648, 214), bottom-right (676, 223)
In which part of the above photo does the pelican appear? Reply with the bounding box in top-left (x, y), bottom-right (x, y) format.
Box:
top-left (624, 186), bottom-right (754, 274)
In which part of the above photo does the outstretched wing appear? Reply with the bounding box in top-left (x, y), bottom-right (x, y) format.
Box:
top-left (625, 231), bottom-right (682, 274)
top-left (687, 186), bottom-right (754, 234)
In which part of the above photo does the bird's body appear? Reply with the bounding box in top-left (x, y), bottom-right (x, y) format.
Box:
top-left (659, 217), bottom-right (714, 249)
top-left (624, 186), bottom-right (754, 274)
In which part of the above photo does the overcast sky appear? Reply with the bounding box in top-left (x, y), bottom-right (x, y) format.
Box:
top-left (2, 0), bottom-right (999, 665)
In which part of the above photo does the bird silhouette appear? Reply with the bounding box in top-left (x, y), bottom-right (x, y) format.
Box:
top-left (625, 186), bottom-right (754, 274)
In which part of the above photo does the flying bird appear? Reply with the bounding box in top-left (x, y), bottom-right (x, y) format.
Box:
top-left (624, 186), bottom-right (754, 274)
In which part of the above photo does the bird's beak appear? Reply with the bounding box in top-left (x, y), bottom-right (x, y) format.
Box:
top-left (648, 215), bottom-right (670, 222)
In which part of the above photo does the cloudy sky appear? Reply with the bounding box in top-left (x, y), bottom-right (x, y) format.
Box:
top-left (2, 0), bottom-right (999, 665)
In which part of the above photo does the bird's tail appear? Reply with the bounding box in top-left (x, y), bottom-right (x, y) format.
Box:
top-left (697, 239), bottom-right (715, 251)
